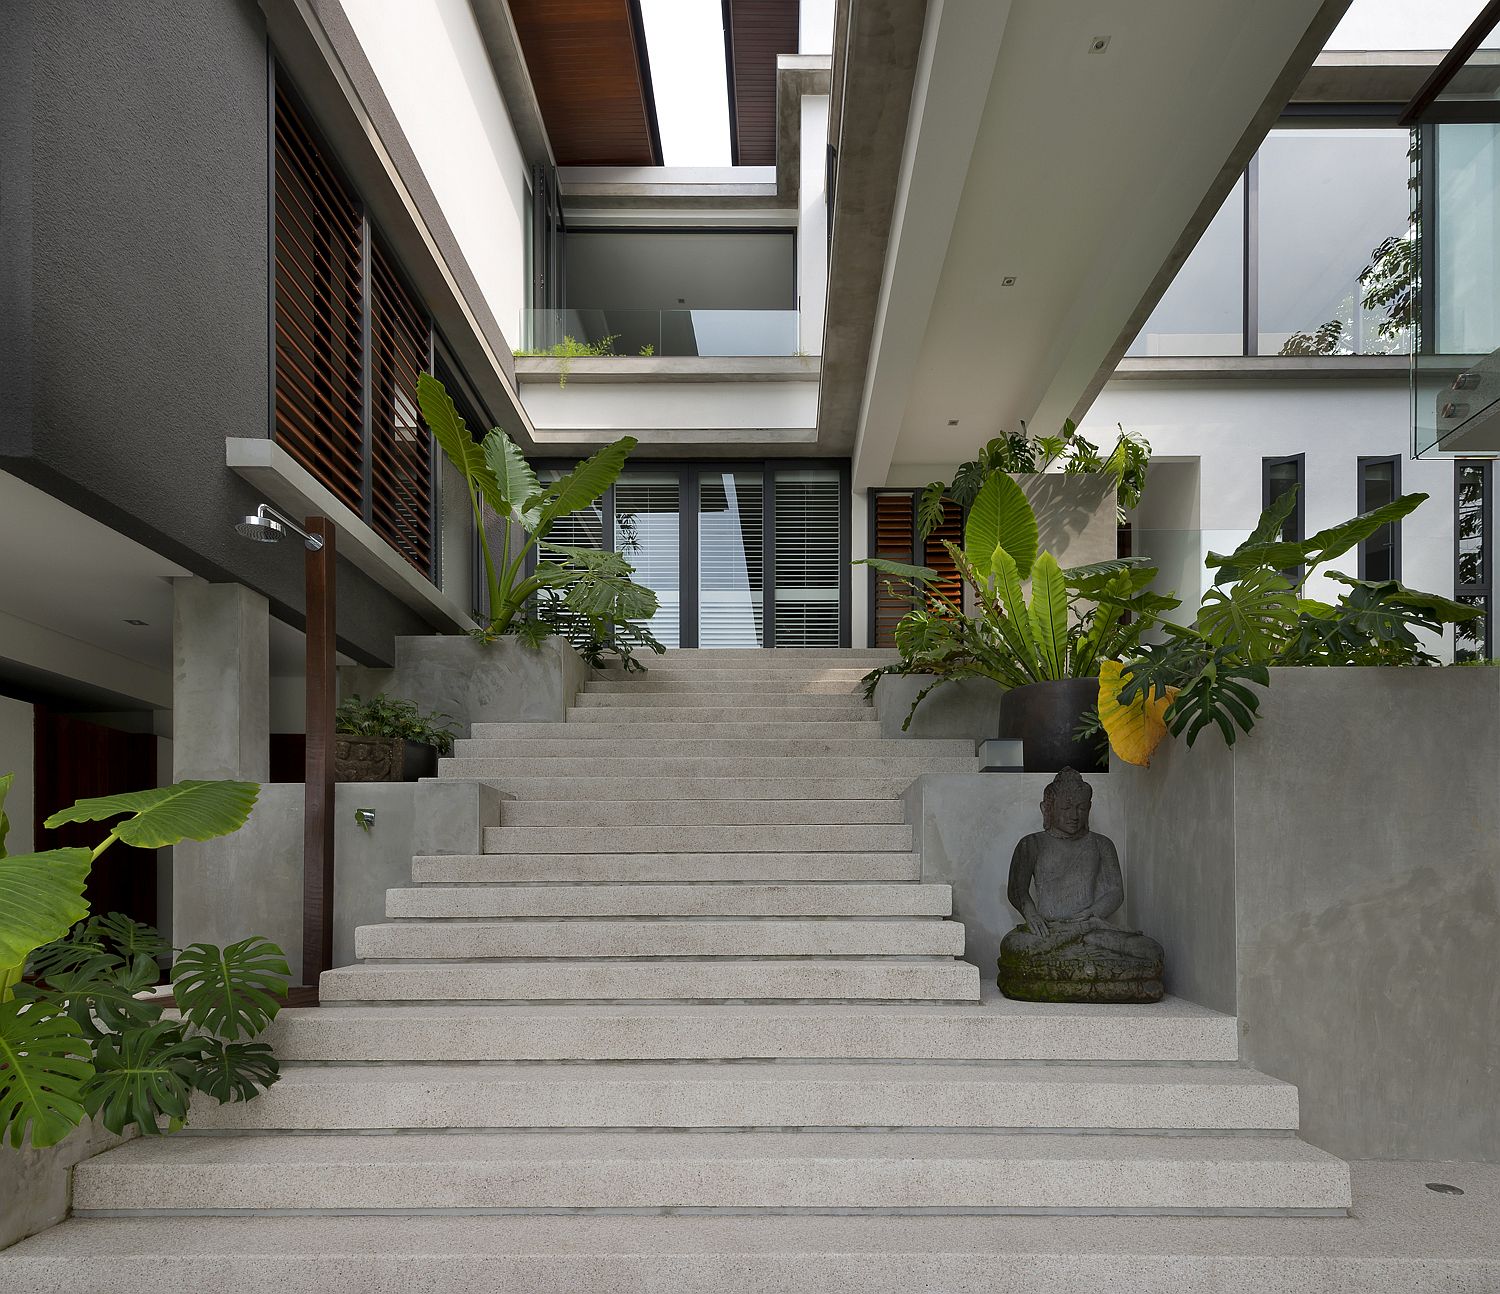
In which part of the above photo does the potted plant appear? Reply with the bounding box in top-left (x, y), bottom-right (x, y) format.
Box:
top-left (860, 472), bottom-right (1177, 771)
top-left (334, 694), bottom-right (457, 782)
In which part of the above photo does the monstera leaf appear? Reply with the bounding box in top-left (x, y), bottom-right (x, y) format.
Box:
top-left (193, 1039), bottom-right (281, 1105)
top-left (83, 1019), bottom-right (205, 1137)
top-left (15, 953), bottom-right (163, 1037)
top-left (45, 781), bottom-right (260, 851)
top-left (0, 848), bottom-right (93, 998)
top-left (171, 938), bottom-right (290, 1041)
top-left (0, 997), bottom-right (92, 1149)
top-left (1196, 569), bottom-right (1300, 662)
top-left (963, 471), bottom-right (1038, 582)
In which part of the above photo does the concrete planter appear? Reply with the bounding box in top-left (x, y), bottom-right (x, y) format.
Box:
top-left (340, 634), bottom-right (590, 733)
top-left (872, 674), bottom-right (1007, 743)
top-left (333, 736), bottom-right (437, 782)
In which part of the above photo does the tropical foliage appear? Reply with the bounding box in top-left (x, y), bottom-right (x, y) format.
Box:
top-left (917, 421), bottom-right (1150, 536)
top-left (0, 776), bottom-right (286, 1149)
top-left (335, 693), bottom-right (458, 756)
top-left (417, 371), bottom-right (665, 671)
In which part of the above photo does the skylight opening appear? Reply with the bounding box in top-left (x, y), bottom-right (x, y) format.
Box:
top-left (1325, 0), bottom-right (1500, 51)
top-left (639, 0), bottom-right (733, 167)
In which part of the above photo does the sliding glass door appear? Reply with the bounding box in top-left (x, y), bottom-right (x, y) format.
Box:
top-left (699, 468), bottom-right (765, 647)
top-left (614, 473), bottom-right (682, 648)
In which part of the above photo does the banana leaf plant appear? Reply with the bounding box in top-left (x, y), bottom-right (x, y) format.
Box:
top-left (859, 472), bottom-right (1180, 728)
top-left (417, 372), bottom-right (664, 668)
top-left (0, 776), bottom-right (289, 1149)
top-left (1105, 488), bottom-right (1482, 764)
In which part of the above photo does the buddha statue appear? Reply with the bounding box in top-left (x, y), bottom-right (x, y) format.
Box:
top-left (997, 768), bottom-right (1164, 1003)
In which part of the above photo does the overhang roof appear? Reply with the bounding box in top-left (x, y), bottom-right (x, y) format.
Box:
top-left (724, 0), bottom-right (801, 166)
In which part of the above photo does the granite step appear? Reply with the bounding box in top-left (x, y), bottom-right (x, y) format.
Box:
top-left (453, 737), bottom-right (973, 758)
top-left (496, 799), bottom-right (910, 827)
top-left (582, 680), bottom-right (866, 695)
top-left (68, 1132), bottom-right (1348, 1215)
top-left (261, 995), bottom-right (1241, 1063)
top-left (447, 778), bottom-right (921, 801)
top-left (473, 720), bottom-right (885, 740)
top-left (354, 918), bottom-right (966, 960)
top-left (480, 824), bottom-right (913, 854)
top-left (564, 707), bottom-right (877, 724)
top-left (573, 692), bottom-right (872, 709)
top-left (594, 667), bottom-right (877, 682)
top-left (410, 853), bottom-right (923, 884)
top-left (318, 958), bottom-right (982, 1004)
top-left (442, 756), bottom-right (973, 780)
top-left (384, 883), bottom-right (954, 919)
top-left (651, 648), bottom-right (899, 665)
top-left (173, 1062), bottom-right (1299, 1133)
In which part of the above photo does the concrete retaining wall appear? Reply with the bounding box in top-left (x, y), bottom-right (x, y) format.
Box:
top-left (873, 675), bottom-right (1005, 744)
top-left (341, 634), bottom-right (589, 733)
top-left (174, 779), bottom-right (501, 982)
top-left (1121, 667), bottom-right (1500, 1162)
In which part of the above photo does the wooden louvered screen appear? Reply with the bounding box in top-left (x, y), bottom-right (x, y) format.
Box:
top-left (871, 491), bottom-right (915, 648)
top-left (368, 236), bottom-right (434, 575)
top-left (273, 81), bottom-right (436, 578)
top-left (273, 84), bottom-right (365, 513)
top-left (869, 491), bottom-right (962, 647)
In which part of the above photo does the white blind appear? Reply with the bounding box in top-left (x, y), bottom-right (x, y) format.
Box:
top-left (700, 470), bottom-right (764, 648)
top-left (540, 468), bottom-right (606, 550)
top-left (773, 469), bottom-right (841, 648)
top-left (615, 474), bottom-right (681, 647)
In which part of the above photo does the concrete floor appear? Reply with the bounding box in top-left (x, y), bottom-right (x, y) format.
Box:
top-left (2, 1159), bottom-right (1495, 1292)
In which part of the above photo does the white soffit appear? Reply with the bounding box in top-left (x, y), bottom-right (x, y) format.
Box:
top-left (853, 0), bottom-right (1341, 485)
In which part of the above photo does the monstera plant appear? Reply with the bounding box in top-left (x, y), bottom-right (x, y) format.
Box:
top-left (0, 775), bottom-right (289, 1149)
top-left (417, 372), bottom-right (664, 670)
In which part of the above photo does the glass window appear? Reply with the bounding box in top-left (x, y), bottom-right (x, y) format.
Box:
top-left (1456, 460), bottom-right (1492, 661)
top-left (1436, 122), bottom-right (1500, 356)
top-left (700, 469), bottom-right (765, 647)
top-left (615, 473), bottom-right (682, 648)
top-left (1264, 456), bottom-right (1305, 581)
top-left (1358, 457), bottom-right (1401, 581)
top-left (1257, 128), bottom-right (1413, 356)
top-left (1128, 178), bottom-right (1244, 356)
top-left (773, 469), bottom-right (843, 648)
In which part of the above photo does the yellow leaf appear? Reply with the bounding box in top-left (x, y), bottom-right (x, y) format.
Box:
top-left (1098, 660), bottom-right (1176, 767)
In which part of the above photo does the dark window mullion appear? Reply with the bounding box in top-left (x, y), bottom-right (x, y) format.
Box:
top-left (1244, 155), bottom-right (1259, 356)
top-left (358, 212), bottom-right (374, 525)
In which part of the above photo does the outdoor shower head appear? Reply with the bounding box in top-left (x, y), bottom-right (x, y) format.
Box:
top-left (234, 503), bottom-right (324, 550)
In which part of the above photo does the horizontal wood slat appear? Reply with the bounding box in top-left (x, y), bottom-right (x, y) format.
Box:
top-left (727, 0), bottom-right (799, 166)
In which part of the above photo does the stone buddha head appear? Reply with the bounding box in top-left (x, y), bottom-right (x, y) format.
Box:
top-left (1040, 768), bottom-right (1092, 840)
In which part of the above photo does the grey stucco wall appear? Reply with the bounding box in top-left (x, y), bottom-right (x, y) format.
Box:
top-left (0, 1119), bottom-right (132, 1252)
top-left (874, 675), bottom-right (1006, 743)
top-left (341, 635), bottom-right (590, 733)
top-left (905, 772), bottom-right (1129, 980)
top-left (2, 0), bottom-right (429, 666)
top-left (174, 779), bottom-right (499, 983)
top-left (1121, 667), bottom-right (1500, 1162)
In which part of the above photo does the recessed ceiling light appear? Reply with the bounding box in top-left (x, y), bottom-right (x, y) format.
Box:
top-left (1089, 35), bottom-right (1111, 53)
top-left (947, 419), bottom-right (960, 426)
top-left (124, 619), bottom-right (148, 626)
top-left (1001, 276), bottom-right (1017, 287)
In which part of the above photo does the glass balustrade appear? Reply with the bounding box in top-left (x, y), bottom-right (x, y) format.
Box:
top-left (519, 309), bottom-right (801, 359)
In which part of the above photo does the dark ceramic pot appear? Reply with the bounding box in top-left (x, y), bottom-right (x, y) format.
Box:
top-left (997, 678), bottom-right (1107, 773)
top-left (334, 736), bottom-right (438, 782)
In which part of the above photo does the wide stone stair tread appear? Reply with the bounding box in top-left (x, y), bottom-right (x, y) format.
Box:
top-left (453, 777), bottom-right (928, 800)
top-left (411, 852), bottom-right (924, 883)
top-left (175, 1061), bottom-right (1300, 1133)
top-left (584, 681), bottom-right (866, 695)
top-left (384, 882), bottom-right (955, 918)
top-left (318, 957), bottom-right (982, 1003)
top-left (481, 824), bottom-right (913, 854)
top-left (574, 692), bottom-right (874, 708)
top-left (261, 995), bottom-right (1240, 1063)
top-left (354, 917), bottom-right (967, 959)
top-left (69, 1132), bottom-right (1348, 1215)
top-left (496, 799), bottom-right (911, 826)
top-left (443, 756), bottom-right (977, 779)
top-left (454, 737), bottom-right (975, 757)
top-left (475, 720), bottom-right (887, 740)
top-left (565, 706), bottom-right (878, 722)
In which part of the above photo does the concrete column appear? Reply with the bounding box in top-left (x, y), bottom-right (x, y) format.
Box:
top-left (171, 578), bottom-right (270, 780)
top-left (798, 93), bottom-right (830, 355)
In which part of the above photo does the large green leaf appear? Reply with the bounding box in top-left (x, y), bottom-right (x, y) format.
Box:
top-left (0, 998), bottom-right (92, 1149)
top-left (989, 546), bottom-right (1041, 679)
top-left (15, 953), bottom-right (163, 1037)
top-left (1207, 493), bottom-right (1429, 578)
top-left (916, 482), bottom-right (949, 541)
top-left (536, 438), bottom-right (637, 533)
top-left (417, 372), bottom-right (506, 515)
top-left (0, 771), bottom-right (11, 859)
top-left (1327, 573), bottom-right (1483, 623)
top-left (192, 1039), bottom-right (281, 1105)
top-left (854, 557), bottom-right (941, 583)
top-left (82, 1019), bottom-right (205, 1137)
top-left (1196, 569), bottom-right (1301, 662)
top-left (964, 472), bottom-right (1038, 582)
top-left (0, 848), bottom-right (93, 984)
top-left (45, 780), bottom-right (260, 850)
top-left (84, 912), bottom-right (173, 962)
top-left (171, 937), bottom-right (290, 1041)
top-left (482, 428), bottom-right (541, 525)
top-left (1027, 552), bottom-right (1070, 679)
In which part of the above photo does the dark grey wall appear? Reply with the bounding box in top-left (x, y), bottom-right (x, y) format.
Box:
top-left (1, 0), bottom-right (428, 665)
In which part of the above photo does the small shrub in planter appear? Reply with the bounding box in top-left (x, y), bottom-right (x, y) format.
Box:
top-left (334, 694), bottom-right (457, 782)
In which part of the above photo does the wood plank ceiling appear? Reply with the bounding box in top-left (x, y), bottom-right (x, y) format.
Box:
top-left (509, 0), bottom-right (662, 165)
top-left (725, 0), bottom-right (800, 166)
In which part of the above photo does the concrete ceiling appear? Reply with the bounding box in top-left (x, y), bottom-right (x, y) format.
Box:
top-left (849, 0), bottom-right (1349, 485)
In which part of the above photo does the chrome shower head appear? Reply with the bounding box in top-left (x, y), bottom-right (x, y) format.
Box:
top-left (233, 503), bottom-right (324, 550)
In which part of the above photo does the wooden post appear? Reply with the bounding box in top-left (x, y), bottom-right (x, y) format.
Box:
top-left (301, 516), bottom-right (336, 995)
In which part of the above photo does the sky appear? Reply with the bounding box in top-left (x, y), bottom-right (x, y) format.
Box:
top-left (639, 0), bottom-right (732, 167)
top-left (1326, 0), bottom-right (1499, 50)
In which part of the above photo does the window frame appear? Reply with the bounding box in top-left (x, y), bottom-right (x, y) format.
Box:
top-left (1454, 458), bottom-right (1494, 660)
top-left (1357, 454), bottom-right (1403, 581)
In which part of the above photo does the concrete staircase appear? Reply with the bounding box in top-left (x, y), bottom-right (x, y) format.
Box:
top-left (2, 647), bottom-right (1361, 1291)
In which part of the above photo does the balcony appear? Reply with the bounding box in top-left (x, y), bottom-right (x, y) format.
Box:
top-left (520, 308), bottom-right (802, 359)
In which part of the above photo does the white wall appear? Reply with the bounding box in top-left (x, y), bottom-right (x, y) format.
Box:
top-left (341, 0), bottom-right (530, 342)
top-left (1085, 378), bottom-right (1461, 653)
top-left (798, 94), bottom-right (830, 354)
top-left (800, 0), bottom-right (836, 55)
top-left (0, 696), bottom-right (35, 855)
top-left (521, 378), bottom-right (819, 438)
